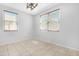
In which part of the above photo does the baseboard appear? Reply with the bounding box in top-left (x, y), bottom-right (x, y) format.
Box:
top-left (35, 37), bottom-right (79, 51)
top-left (0, 36), bottom-right (32, 45)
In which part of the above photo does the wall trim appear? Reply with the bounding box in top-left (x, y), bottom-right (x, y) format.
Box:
top-left (34, 36), bottom-right (79, 51)
top-left (0, 36), bottom-right (32, 45)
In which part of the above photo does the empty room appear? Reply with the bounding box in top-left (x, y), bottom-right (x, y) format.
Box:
top-left (0, 3), bottom-right (79, 56)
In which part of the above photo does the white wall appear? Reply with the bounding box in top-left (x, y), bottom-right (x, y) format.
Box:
top-left (0, 5), bottom-right (33, 45)
top-left (34, 3), bottom-right (79, 50)
top-left (0, 3), bottom-right (79, 50)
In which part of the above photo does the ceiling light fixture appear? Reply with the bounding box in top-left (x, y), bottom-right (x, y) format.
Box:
top-left (26, 3), bottom-right (38, 10)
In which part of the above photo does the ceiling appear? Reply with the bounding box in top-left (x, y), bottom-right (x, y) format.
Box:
top-left (0, 3), bottom-right (58, 15)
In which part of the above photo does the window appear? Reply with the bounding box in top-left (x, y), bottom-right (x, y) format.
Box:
top-left (40, 9), bottom-right (60, 32)
top-left (40, 14), bottom-right (48, 30)
top-left (4, 10), bottom-right (17, 31)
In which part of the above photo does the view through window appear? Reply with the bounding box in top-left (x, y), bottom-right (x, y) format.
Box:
top-left (40, 9), bottom-right (60, 32)
top-left (4, 10), bottom-right (17, 31)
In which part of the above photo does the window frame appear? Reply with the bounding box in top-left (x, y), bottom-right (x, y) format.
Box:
top-left (40, 9), bottom-right (60, 32)
top-left (3, 10), bottom-right (18, 32)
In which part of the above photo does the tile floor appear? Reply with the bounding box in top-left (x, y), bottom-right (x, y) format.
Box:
top-left (0, 39), bottom-right (79, 56)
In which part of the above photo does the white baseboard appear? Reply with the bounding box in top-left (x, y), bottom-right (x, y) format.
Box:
top-left (1, 36), bottom-right (79, 51)
top-left (0, 36), bottom-right (32, 45)
top-left (35, 37), bottom-right (79, 51)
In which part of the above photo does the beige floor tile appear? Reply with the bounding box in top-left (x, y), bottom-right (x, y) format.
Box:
top-left (7, 44), bottom-right (20, 56)
top-left (0, 39), bottom-right (79, 56)
top-left (0, 45), bottom-right (8, 56)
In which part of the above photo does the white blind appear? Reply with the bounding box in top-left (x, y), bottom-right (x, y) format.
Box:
top-left (4, 10), bottom-right (17, 31)
top-left (40, 9), bottom-right (60, 32)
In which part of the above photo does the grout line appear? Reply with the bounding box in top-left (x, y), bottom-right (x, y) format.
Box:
top-left (7, 45), bottom-right (9, 56)
top-left (19, 42), bottom-right (32, 56)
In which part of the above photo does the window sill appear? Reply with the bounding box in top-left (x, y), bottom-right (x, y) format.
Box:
top-left (4, 30), bottom-right (18, 32)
